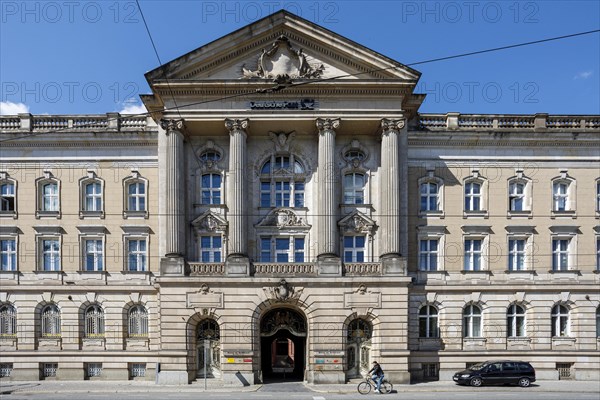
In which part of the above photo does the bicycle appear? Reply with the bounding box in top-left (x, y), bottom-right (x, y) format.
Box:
top-left (357, 375), bottom-right (393, 394)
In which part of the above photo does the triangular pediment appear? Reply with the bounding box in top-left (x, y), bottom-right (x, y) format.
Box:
top-left (145, 11), bottom-right (420, 83)
top-left (191, 211), bottom-right (228, 233)
top-left (338, 210), bottom-right (376, 234)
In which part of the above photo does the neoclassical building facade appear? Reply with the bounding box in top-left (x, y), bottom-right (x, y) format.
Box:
top-left (1, 11), bottom-right (599, 384)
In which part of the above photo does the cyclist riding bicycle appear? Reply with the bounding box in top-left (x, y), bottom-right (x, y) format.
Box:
top-left (368, 361), bottom-right (384, 393)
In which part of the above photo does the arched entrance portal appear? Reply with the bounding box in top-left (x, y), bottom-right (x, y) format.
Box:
top-left (260, 308), bottom-right (306, 381)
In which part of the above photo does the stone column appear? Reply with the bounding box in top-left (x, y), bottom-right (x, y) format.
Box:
top-left (159, 119), bottom-right (186, 276)
top-left (225, 118), bottom-right (250, 276)
top-left (379, 118), bottom-right (407, 275)
top-left (316, 118), bottom-right (342, 275)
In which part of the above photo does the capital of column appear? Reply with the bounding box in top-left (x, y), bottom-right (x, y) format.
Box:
top-left (381, 118), bottom-right (406, 135)
top-left (316, 117), bottom-right (340, 133)
top-left (160, 118), bottom-right (184, 133)
top-left (225, 118), bottom-right (249, 134)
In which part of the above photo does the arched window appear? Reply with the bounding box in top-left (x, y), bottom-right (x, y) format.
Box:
top-left (198, 319), bottom-right (220, 340)
top-left (463, 304), bottom-right (482, 338)
top-left (260, 155), bottom-right (305, 208)
top-left (128, 305), bottom-right (148, 338)
top-left (346, 318), bottom-right (372, 377)
top-left (419, 305), bottom-right (439, 338)
top-left (551, 304), bottom-right (569, 337)
top-left (0, 304), bottom-right (17, 337)
top-left (123, 172), bottom-right (148, 218)
top-left (508, 181), bottom-right (525, 211)
top-left (551, 172), bottom-right (576, 213)
top-left (347, 319), bottom-right (372, 342)
top-left (506, 304), bottom-right (526, 337)
top-left (84, 181), bottom-right (102, 211)
top-left (84, 305), bottom-right (105, 338)
top-left (200, 173), bottom-right (222, 205)
top-left (344, 173), bottom-right (365, 204)
top-left (36, 173), bottom-right (60, 217)
top-left (41, 304), bottom-right (61, 337)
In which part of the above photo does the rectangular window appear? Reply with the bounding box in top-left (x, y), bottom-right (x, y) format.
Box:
top-left (0, 183), bottom-right (15, 212)
top-left (43, 183), bottom-right (59, 211)
top-left (275, 181), bottom-right (291, 207)
top-left (464, 182), bottom-right (481, 211)
top-left (508, 239), bottom-right (526, 271)
top-left (260, 182), bottom-right (271, 208)
top-left (130, 363), bottom-right (146, 378)
top-left (0, 363), bottom-right (13, 377)
top-left (464, 239), bottom-right (482, 271)
top-left (419, 239), bottom-right (438, 271)
top-left (509, 182), bottom-right (524, 211)
top-left (553, 182), bottom-right (568, 211)
top-left (201, 174), bottom-right (221, 205)
top-left (596, 238), bottom-right (600, 271)
top-left (420, 182), bottom-right (438, 211)
top-left (85, 183), bottom-right (102, 211)
top-left (86, 363), bottom-right (102, 378)
top-left (200, 236), bottom-right (221, 263)
top-left (260, 236), bottom-right (305, 262)
top-left (42, 363), bottom-right (58, 378)
top-left (128, 182), bottom-right (146, 211)
top-left (84, 239), bottom-right (103, 271)
top-left (343, 236), bottom-right (365, 262)
top-left (42, 239), bottom-right (60, 271)
top-left (0, 239), bottom-right (16, 271)
top-left (552, 239), bottom-right (569, 271)
top-left (127, 239), bottom-right (147, 271)
top-left (294, 182), bottom-right (305, 207)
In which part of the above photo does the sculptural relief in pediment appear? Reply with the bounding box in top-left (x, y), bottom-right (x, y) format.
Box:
top-left (242, 35), bottom-right (325, 80)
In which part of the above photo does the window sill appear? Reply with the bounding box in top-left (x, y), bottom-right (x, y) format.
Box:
top-left (463, 210), bottom-right (488, 219)
top-left (79, 211), bottom-right (104, 219)
top-left (551, 210), bottom-right (576, 219)
top-left (36, 211), bottom-right (61, 219)
top-left (123, 210), bottom-right (149, 219)
top-left (193, 203), bottom-right (226, 209)
top-left (0, 270), bottom-right (19, 280)
top-left (419, 210), bottom-right (445, 219)
top-left (548, 269), bottom-right (581, 274)
top-left (460, 270), bottom-right (492, 274)
top-left (0, 211), bottom-right (17, 219)
top-left (507, 210), bottom-right (532, 219)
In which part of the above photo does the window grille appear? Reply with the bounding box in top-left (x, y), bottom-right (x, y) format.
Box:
top-left (128, 305), bottom-right (148, 338)
top-left (0, 363), bottom-right (12, 377)
top-left (87, 363), bottom-right (102, 378)
top-left (41, 305), bottom-right (61, 337)
top-left (43, 363), bottom-right (58, 378)
top-left (130, 363), bottom-right (146, 378)
top-left (0, 304), bottom-right (17, 336)
top-left (556, 363), bottom-right (572, 379)
top-left (423, 363), bottom-right (439, 380)
top-left (84, 305), bottom-right (104, 338)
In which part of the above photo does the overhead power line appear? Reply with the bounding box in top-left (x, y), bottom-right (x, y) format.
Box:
top-left (0, 29), bottom-right (598, 143)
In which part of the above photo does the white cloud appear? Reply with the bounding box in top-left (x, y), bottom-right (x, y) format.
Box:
top-left (0, 101), bottom-right (29, 115)
top-left (119, 99), bottom-right (147, 115)
top-left (574, 70), bottom-right (593, 80)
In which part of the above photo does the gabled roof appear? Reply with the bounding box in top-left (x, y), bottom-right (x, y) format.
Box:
top-left (144, 10), bottom-right (421, 83)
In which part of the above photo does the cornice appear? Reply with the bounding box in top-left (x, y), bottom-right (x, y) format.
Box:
top-left (407, 139), bottom-right (600, 148)
top-left (0, 141), bottom-right (157, 148)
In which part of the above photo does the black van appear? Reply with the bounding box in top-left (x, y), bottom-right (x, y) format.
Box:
top-left (453, 361), bottom-right (536, 387)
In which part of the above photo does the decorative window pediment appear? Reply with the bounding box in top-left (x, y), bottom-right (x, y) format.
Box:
top-left (341, 140), bottom-right (370, 169)
top-left (196, 140), bottom-right (224, 172)
top-left (191, 211), bottom-right (228, 234)
top-left (338, 211), bottom-right (375, 235)
top-left (256, 208), bottom-right (310, 230)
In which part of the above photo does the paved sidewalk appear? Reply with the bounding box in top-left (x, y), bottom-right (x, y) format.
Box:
top-left (1, 379), bottom-right (599, 395)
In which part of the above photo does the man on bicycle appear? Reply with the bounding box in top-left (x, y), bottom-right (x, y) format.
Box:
top-left (368, 361), bottom-right (384, 393)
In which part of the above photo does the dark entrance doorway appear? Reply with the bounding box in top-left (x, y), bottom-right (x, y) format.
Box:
top-left (260, 308), bottom-right (306, 381)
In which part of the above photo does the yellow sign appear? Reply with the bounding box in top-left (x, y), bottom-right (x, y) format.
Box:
top-left (227, 358), bottom-right (235, 363)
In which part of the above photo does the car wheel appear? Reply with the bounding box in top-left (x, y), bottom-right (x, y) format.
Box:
top-left (470, 377), bottom-right (483, 387)
top-left (518, 378), bottom-right (531, 388)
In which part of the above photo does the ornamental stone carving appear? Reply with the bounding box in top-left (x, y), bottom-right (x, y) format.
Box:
top-left (256, 208), bottom-right (309, 230)
top-left (160, 118), bottom-right (184, 133)
top-left (381, 118), bottom-right (405, 134)
top-left (264, 279), bottom-right (304, 303)
top-left (269, 131), bottom-right (296, 152)
top-left (191, 211), bottom-right (228, 234)
top-left (338, 211), bottom-right (375, 234)
top-left (242, 35), bottom-right (325, 81)
top-left (316, 117), bottom-right (340, 133)
top-left (224, 118), bottom-right (249, 133)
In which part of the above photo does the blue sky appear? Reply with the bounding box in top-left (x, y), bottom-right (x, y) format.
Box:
top-left (1, 0), bottom-right (599, 115)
